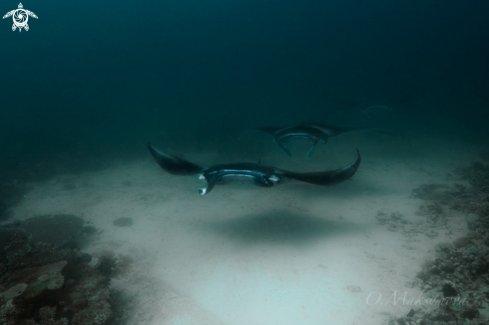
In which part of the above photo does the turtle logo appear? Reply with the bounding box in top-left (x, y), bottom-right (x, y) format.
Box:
top-left (3, 3), bottom-right (37, 32)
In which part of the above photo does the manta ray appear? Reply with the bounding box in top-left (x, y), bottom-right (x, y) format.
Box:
top-left (148, 143), bottom-right (361, 195)
top-left (244, 123), bottom-right (398, 158)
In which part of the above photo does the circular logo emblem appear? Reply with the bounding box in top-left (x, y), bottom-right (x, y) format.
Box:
top-left (13, 9), bottom-right (28, 27)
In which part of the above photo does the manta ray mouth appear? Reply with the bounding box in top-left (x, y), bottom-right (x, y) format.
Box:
top-left (197, 173), bottom-right (208, 195)
top-left (269, 175), bottom-right (280, 183)
top-left (198, 187), bottom-right (208, 196)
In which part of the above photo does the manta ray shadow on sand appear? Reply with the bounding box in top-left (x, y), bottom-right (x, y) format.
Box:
top-left (194, 210), bottom-right (370, 246)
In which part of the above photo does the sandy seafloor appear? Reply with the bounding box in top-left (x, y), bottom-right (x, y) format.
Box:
top-left (4, 134), bottom-right (482, 325)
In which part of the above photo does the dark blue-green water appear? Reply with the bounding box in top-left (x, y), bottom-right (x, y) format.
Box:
top-left (2, 0), bottom-right (488, 160)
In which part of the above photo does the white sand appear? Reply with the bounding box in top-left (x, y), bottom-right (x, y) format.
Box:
top-left (7, 136), bottom-right (480, 325)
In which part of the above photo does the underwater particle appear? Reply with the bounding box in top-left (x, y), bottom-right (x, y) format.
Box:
top-left (113, 218), bottom-right (133, 227)
top-left (0, 283), bottom-right (27, 298)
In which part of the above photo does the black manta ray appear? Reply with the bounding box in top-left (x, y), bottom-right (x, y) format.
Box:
top-left (245, 123), bottom-right (396, 158)
top-left (337, 98), bottom-right (411, 121)
top-left (148, 143), bottom-right (361, 196)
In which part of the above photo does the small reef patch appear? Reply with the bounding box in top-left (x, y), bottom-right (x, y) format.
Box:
top-left (0, 214), bottom-right (128, 325)
top-left (388, 161), bottom-right (489, 325)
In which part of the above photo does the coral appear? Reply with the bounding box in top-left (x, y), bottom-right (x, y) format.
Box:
top-left (0, 215), bottom-right (117, 325)
top-left (391, 161), bottom-right (489, 325)
top-left (21, 261), bottom-right (67, 299)
top-left (0, 228), bottom-right (32, 277)
top-left (0, 283), bottom-right (27, 299)
top-left (39, 318), bottom-right (69, 325)
top-left (38, 305), bottom-right (56, 319)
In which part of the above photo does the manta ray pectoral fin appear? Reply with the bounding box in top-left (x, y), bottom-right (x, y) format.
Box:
top-left (148, 143), bottom-right (203, 176)
top-left (276, 141), bottom-right (292, 157)
top-left (285, 149), bottom-right (361, 186)
top-left (306, 140), bottom-right (319, 159)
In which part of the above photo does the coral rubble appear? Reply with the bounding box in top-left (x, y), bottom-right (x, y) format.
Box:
top-left (390, 162), bottom-right (489, 324)
top-left (0, 215), bottom-right (117, 325)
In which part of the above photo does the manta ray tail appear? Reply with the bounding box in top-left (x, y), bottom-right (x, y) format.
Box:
top-left (148, 143), bottom-right (203, 175)
top-left (285, 149), bottom-right (361, 185)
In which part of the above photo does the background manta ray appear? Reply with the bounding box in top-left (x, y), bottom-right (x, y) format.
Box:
top-left (243, 123), bottom-right (401, 158)
top-left (337, 98), bottom-right (411, 121)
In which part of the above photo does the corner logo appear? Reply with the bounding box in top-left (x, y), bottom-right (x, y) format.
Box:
top-left (3, 3), bottom-right (37, 32)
